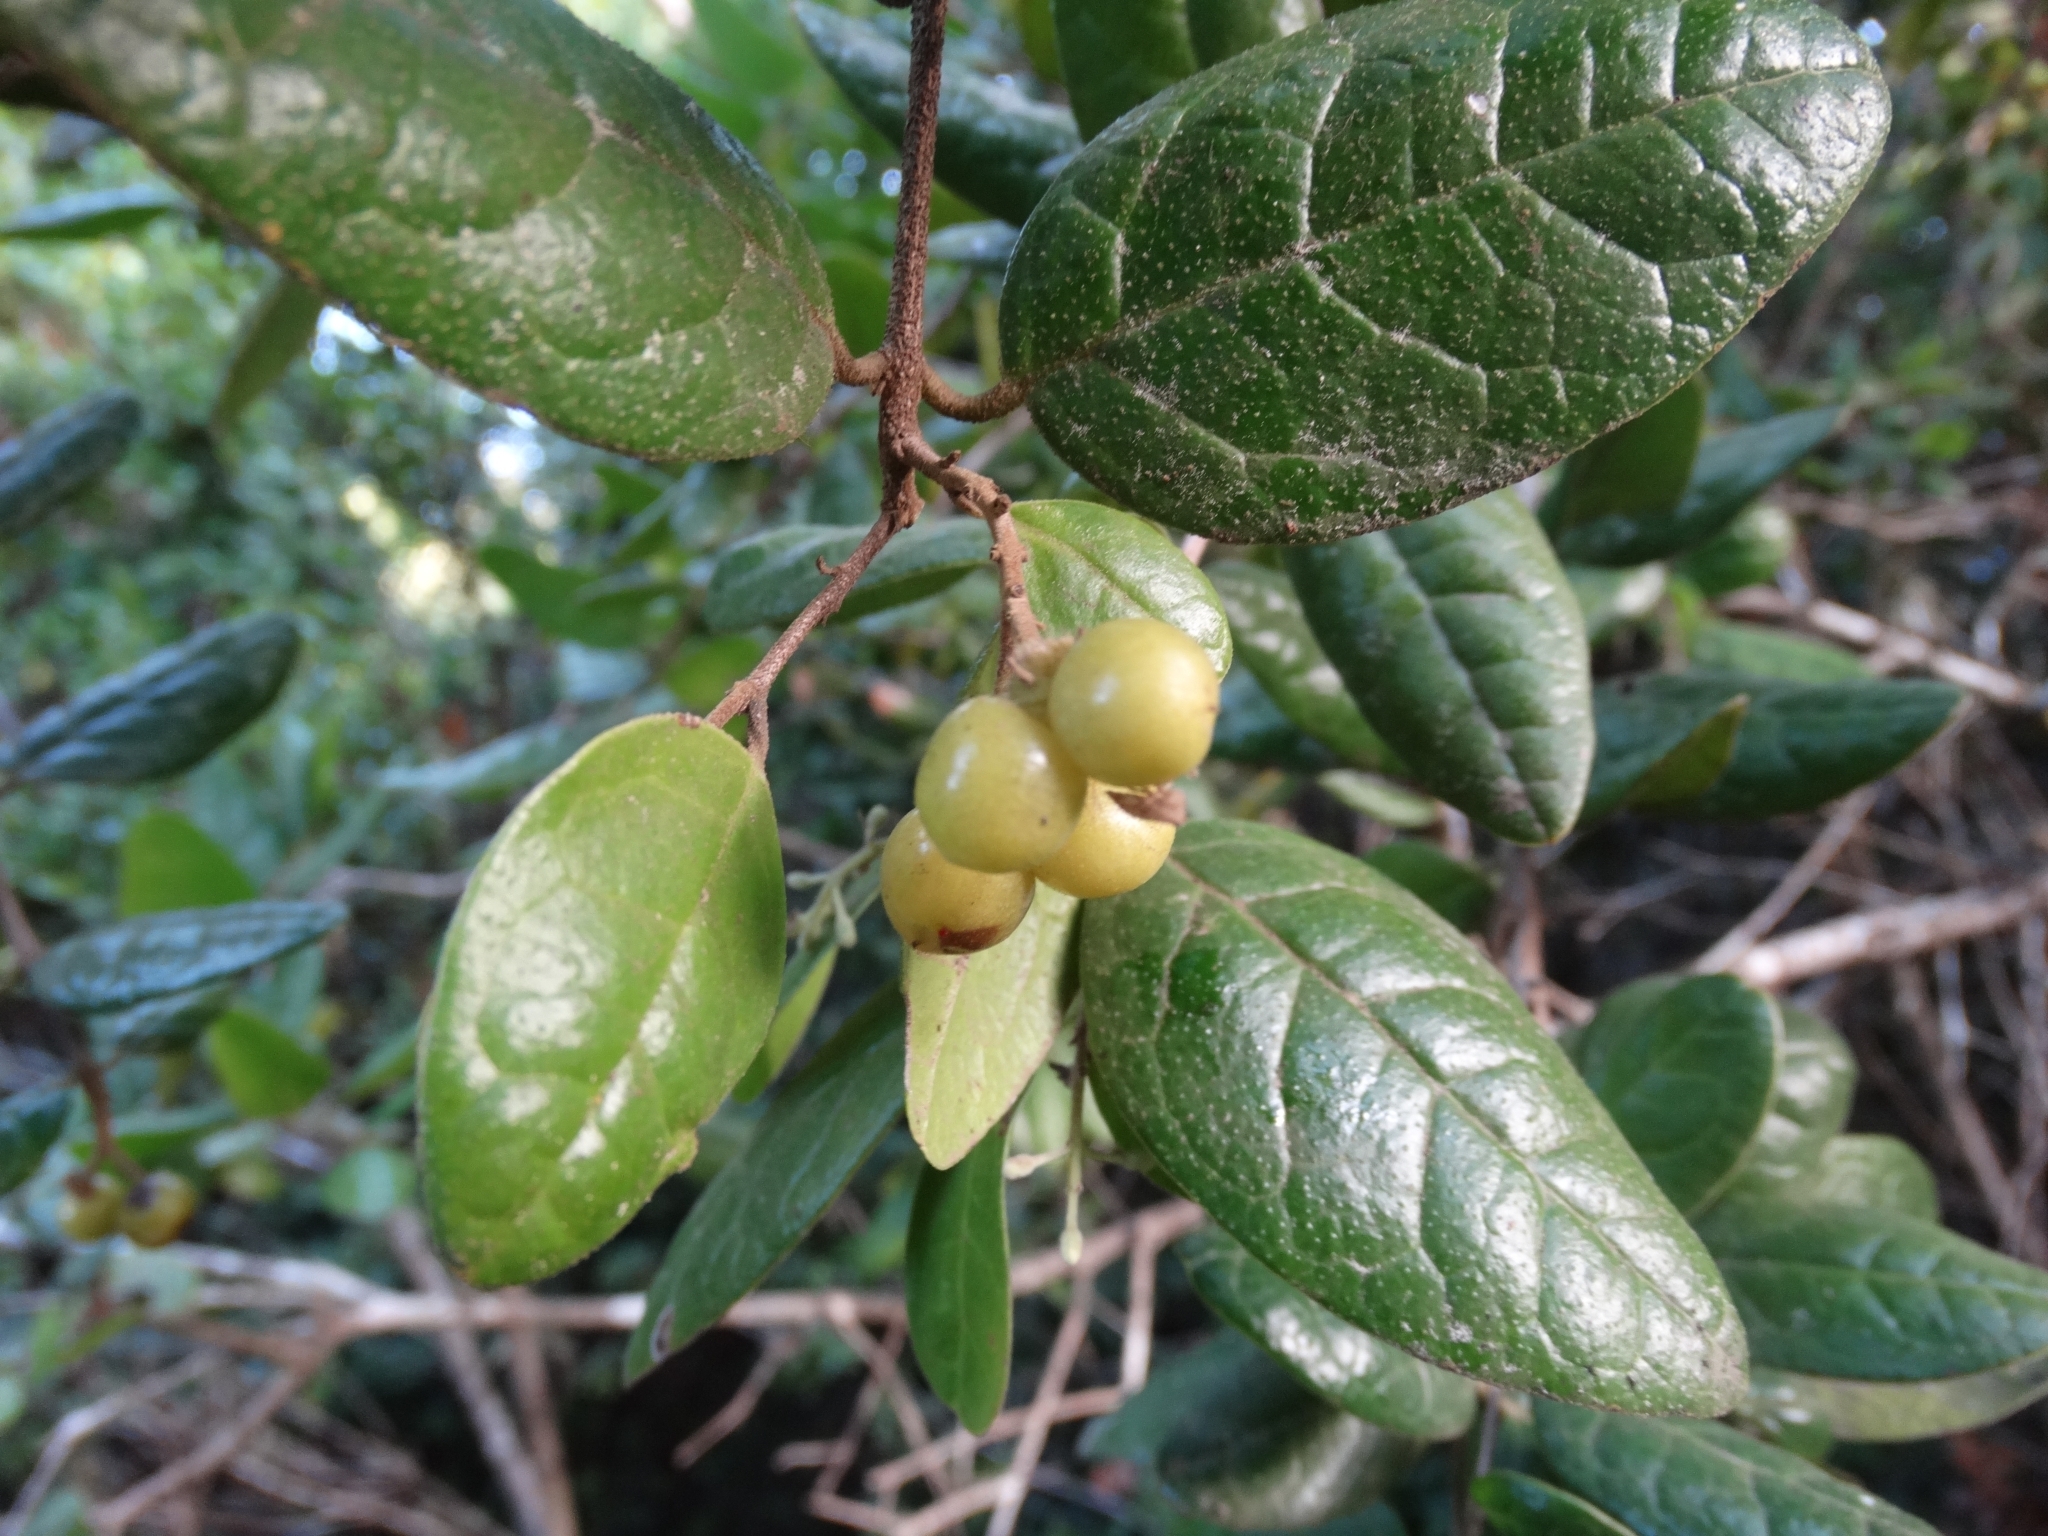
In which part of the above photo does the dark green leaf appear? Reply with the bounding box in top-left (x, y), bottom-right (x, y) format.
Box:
top-left (1746, 1352), bottom-right (2048, 1445)
top-left (1537, 1398), bottom-right (1936, 1536)
top-left (592, 465), bottom-right (664, 528)
top-left (1556, 408), bottom-right (1839, 566)
top-left (0, 389), bottom-right (141, 538)
top-left (0, 184), bottom-right (184, 239)
top-left (7, 0), bottom-right (833, 462)
top-left (821, 246), bottom-right (891, 356)
top-left (1470, 1471), bottom-right (1636, 1536)
top-left (1051, 0), bottom-right (1197, 140)
top-left (1697, 1199), bottom-right (2048, 1382)
top-left (1083, 819), bottom-right (1745, 1413)
top-left (1316, 770), bottom-right (1438, 829)
top-left (344, 1021), bottom-right (421, 1103)
top-left (1795, 1135), bottom-right (1938, 1222)
top-left (320, 1146), bottom-right (415, 1222)
top-left (1158, 1341), bottom-right (1422, 1530)
top-left (705, 520), bottom-right (992, 635)
top-left (31, 901), bottom-right (346, 1013)
top-left (1004, 0), bottom-right (1886, 542)
top-left (1188, 0), bottom-right (1324, 67)
top-left (1583, 675), bottom-right (1749, 821)
top-left (478, 547), bottom-right (661, 650)
top-left (1288, 492), bottom-right (1592, 844)
top-left (1575, 974), bottom-right (1781, 1215)
top-left (2, 614), bottom-right (301, 785)
top-left (1209, 561), bottom-right (1399, 770)
top-left (733, 942), bottom-right (836, 1104)
top-left (1361, 841), bottom-right (1494, 931)
top-left (666, 637), bottom-right (767, 717)
top-left (906, 1127), bottom-right (1013, 1433)
top-left (77, 1102), bottom-right (236, 1171)
top-left (795, 2), bottom-right (1080, 226)
top-left (203, 1010), bottom-right (331, 1118)
top-left (626, 989), bottom-right (906, 1380)
top-left (1178, 1224), bottom-right (1477, 1438)
top-left (118, 811), bottom-right (256, 917)
top-left (1566, 562), bottom-right (1667, 646)
top-left (211, 274), bottom-right (324, 432)
top-left (1687, 622), bottom-right (1867, 683)
top-left (0, 1089), bottom-right (70, 1196)
top-left (89, 985), bottom-right (233, 1056)
top-left (906, 887), bottom-right (1076, 1169)
top-left (1212, 666), bottom-right (1336, 770)
top-left (421, 718), bottom-right (784, 1287)
top-left (1721, 1007), bottom-right (1854, 1203)
top-left (1672, 503), bottom-right (1796, 596)
top-left (1541, 375), bottom-right (1707, 549)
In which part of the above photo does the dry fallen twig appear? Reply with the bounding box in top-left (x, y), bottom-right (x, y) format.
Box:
top-left (1733, 868), bottom-right (2048, 989)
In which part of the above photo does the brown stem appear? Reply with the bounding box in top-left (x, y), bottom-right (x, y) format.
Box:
top-left (987, 504), bottom-right (1041, 683)
top-left (0, 854), bottom-right (44, 968)
top-left (921, 366), bottom-right (1027, 423)
top-left (75, 1055), bottom-right (146, 1184)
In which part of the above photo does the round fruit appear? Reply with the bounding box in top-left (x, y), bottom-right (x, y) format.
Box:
top-left (1048, 618), bottom-right (1219, 787)
top-left (1032, 781), bottom-right (1177, 899)
top-left (57, 1171), bottom-right (127, 1241)
top-left (119, 1171), bottom-right (197, 1249)
top-left (914, 696), bottom-right (1086, 872)
top-left (881, 810), bottom-right (1036, 955)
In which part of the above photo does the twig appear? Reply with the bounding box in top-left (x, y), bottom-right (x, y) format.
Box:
top-left (385, 1211), bottom-right (556, 1536)
top-left (1691, 785), bottom-right (1881, 975)
top-left (226, 1454), bottom-right (478, 1536)
top-left (0, 853), bottom-right (43, 965)
top-left (505, 1299), bottom-right (578, 1536)
top-left (73, 1050), bottom-right (146, 1182)
top-left (1733, 868), bottom-right (2048, 989)
top-left (920, 367), bottom-right (1026, 423)
top-left (307, 867), bottom-right (472, 903)
top-left (863, 1390), bottom-right (1123, 1497)
top-left (674, 1333), bottom-right (802, 1469)
top-left (985, 1271), bottom-right (1096, 1536)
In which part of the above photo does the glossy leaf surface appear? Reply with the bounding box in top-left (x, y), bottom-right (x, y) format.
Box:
top-left (3, 0), bottom-right (833, 461)
top-left (31, 901), bottom-right (345, 1014)
top-left (0, 184), bottom-right (183, 239)
top-left (1209, 561), bottom-right (1396, 769)
top-left (203, 1011), bottom-right (331, 1119)
top-left (1576, 974), bottom-right (1781, 1215)
top-left (906, 1127), bottom-right (1013, 1433)
top-left (1687, 621), bottom-right (1867, 683)
top-left (1289, 492), bottom-right (1591, 844)
top-left (796, 3), bottom-right (1080, 226)
top-left (2, 614), bottom-right (301, 785)
top-left (0, 388), bottom-right (140, 538)
top-left (1188, 0), bottom-right (1324, 66)
top-left (1583, 676), bottom-right (1748, 820)
top-left (118, 811), bottom-right (256, 917)
top-left (420, 718), bottom-right (783, 1286)
top-left (1540, 375), bottom-right (1706, 549)
top-left (706, 520), bottom-right (992, 635)
top-left (1082, 819), bottom-right (1745, 1413)
top-left (1747, 1354), bottom-right (2048, 1444)
top-left (212, 275), bottom-right (325, 432)
top-left (0, 1089), bottom-right (70, 1196)
top-left (1361, 840), bottom-right (1494, 931)
top-left (1556, 408), bottom-right (1839, 566)
top-left (1537, 1399), bottom-right (1937, 1536)
top-left (626, 991), bottom-right (906, 1380)
top-left (1471, 1471), bottom-right (1637, 1536)
top-left (905, 886), bottom-right (1076, 1169)
top-left (1797, 1135), bottom-right (1938, 1222)
top-left (1698, 1199), bottom-right (2048, 1381)
top-left (734, 941), bottom-right (836, 1104)
top-left (1721, 1007), bottom-right (1854, 1203)
top-left (1051, 0), bottom-right (1196, 140)
top-left (89, 985), bottom-right (233, 1057)
top-left (1179, 1224), bottom-right (1477, 1438)
top-left (1005, 0), bottom-right (1888, 541)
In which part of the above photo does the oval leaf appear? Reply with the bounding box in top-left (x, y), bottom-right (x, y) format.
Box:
top-left (905, 886), bottom-right (1077, 1169)
top-left (627, 989), bottom-right (906, 1380)
top-left (1289, 492), bottom-right (1592, 844)
top-left (1575, 974), bottom-right (1782, 1216)
top-left (1540, 374), bottom-right (1708, 549)
top-left (1004, 0), bottom-right (1887, 541)
top-left (3, 614), bottom-right (301, 785)
top-left (212, 274), bottom-right (325, 433)
top-left (1795, 1135), bottom-right (1938, 1223)
top-left (1674, 502), bottom-right (1797, 597)
top-left (203, 1011), bottom-right (331, 1119)
top-left (796, 2), bottom-right (1080, 226)
top-left (0, 184), bottom-right (184, 239)
top-left (1208, 560), bottom-right (1398, 770)
top-left (733, 940), bottom-right (837, 1104)
top-left (1471, 1471), bottom-right (1637, 1536)
top-left (1536, 1398), bottom-right (1937, 1536)
top-left (1050, 0), bottom-right (1196, 140)
top-left (0, 1088), bottom-right (71, 1196)
top-left (420, 717), bottom-right (784, 1287)
top-left (1584, 675), bottom-right (1749, 820)
top-left (0, 388), bottom-right (141, 538)
top-left (31, 901), bottom-right (345, 1014)
top-left (1720, 1006), bottom-right (1855, 1203)
top-left (6, 0), bottom-right (833, 461)
top-left (906, 1127), bottom-right (1013, 1433)
top-left (1696, 1199), bottom-right (2048, 1383)
top-left (1567, 561), bottom-right (1668, 646)
top-left (1361, 841), bottom-right (1495, 931)
top-left (1082, 819), bottom-right (1746, 1414)
top-left (1556, 407), bottom-right (1840, 567)
top-left (1179, 1224), bottom-right (1477, 1438)
top-left (118, 811), bottom-right (256, 917)
top-left (321, 1146), bottom-right (416, 1223)
top-left (1747, 1353), bottom-right (2048, 1445)
top-left (89, 985), bottom-right (234, 1057)
top-left (706, 519), bottom-right (992, 635)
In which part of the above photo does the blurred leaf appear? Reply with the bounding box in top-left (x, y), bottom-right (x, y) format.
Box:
top-left (320, 1147), bottom-right (415, 1222)
top-left (204, 1010), bottom-right (331, 1118)
top-left (375, 693), bottom-right (666, 802)
top-left (627, 990), bottom-right (906, 1381)
top-left (118, 811), bottom-right (256, 917)
top-left (1179, 1225), bottom-right (1476, 1438)
top-left (211, 275), bottom-right (324, 433)
top-left (1584, 679), bottom-right (1750, 821)
top-left (89, 986), bottom-right (233, 1056)
top-left (1721, 1007), bottom-right (1855, 1204)
top-left (905, 887), bottom-right (1076, 1170)
top-left (906, 1127), bottom-right (1012, 1433)
top-left (1794, 1135), bottom-right (1938, 1222)
top-left (6, 0), bottom-right (835, 460)
top-left (926, 220), bottom-right (1020, 267)
top-left (820, 247), bottom-right (892, 358)
top-left (1011, 0), bottom-right (1062, 82)
top-left (1290, 492), bottom-right (1592, 844)
top-left (72, 1103), bottom-right (238, 1172)
top-left (31, 901), bottom-right (346, 1013)
top-left (0, 1089), bottom-right (70, 1196)
top-left (0, 185), bottom-right (184, 240)
top-left (419, 719), bottom-right (783, 1287)
top-left (478, 547), bottom-right (660, 650)
top-left (706, 520), bottom-right (992, 634)
top-left (1542, 375), bottom-right (1707, 550)
top-left (1187, 0), bottom-right (1324, 66)
top-left (1051, 0), bottom-right (1196, 140)
top-left (1674, 503), bottom-right (1796, 597)
top-left (344, 1022), bottom-right (421, 1103)
top-left (1212, 667), bottom-right (1334, 770)
top-left (1565, 562), bottom-right (1667, 646)
top-left (591, 465), bottom-right (664, 529)
top-left (1746, 1353), bottom-right (2048, 1445)
top-left (1314, 770), bottom-right (1436, 829)
top-left (2, 614), bottom-right (301, 785)
top-left (1687, 622), bottom-right (1867, 683)
top-left (1360, 840), bottom-right (1493, 930)
top-left (733, 939), bottom-right (836, 1104)
top-left (0, 389), bottom-right (142, 538)
top-left (665, 636), bottom-right (765, 716)
top-left (1471, 1471), bottom-right (1636, 1536)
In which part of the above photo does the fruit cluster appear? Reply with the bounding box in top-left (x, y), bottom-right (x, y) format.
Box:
top-left (883, 618), bottom-right (1220, 954)
top-left (57, 1168), bottom-right (197, 1248)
